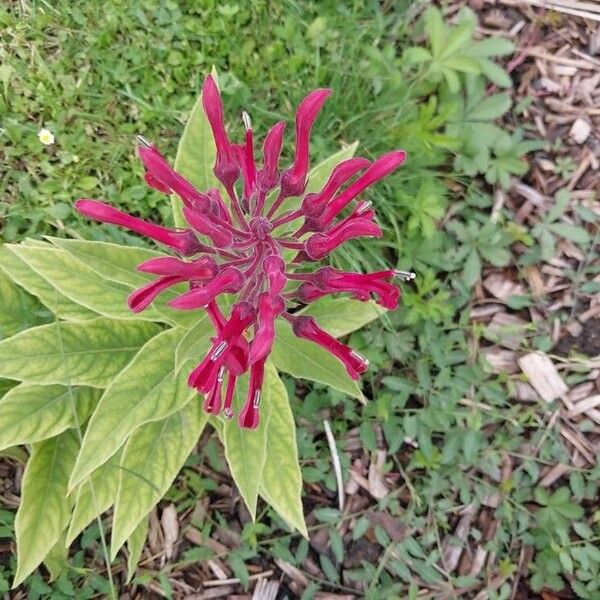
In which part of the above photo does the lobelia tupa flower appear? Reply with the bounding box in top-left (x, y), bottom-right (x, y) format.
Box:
top-left (75, 74), bottom-right (413, 429)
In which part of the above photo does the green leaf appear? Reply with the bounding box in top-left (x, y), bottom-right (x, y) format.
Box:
top-left (547, 189), bottom-right (570, 222)
top-left (0, 383), bottom-right (99, 451)
top-left (462, 248), bottom-right (481, 286)
top-left (69, 327), bottom-right (193, 490)
top-left (468, 93), bottom-right (511, 121)
top-left (48, 238), bottom-right (197, 327)
top-left (548, 223), bottom-right (590, 245)
top-left (7, 244), bottom-right (165, 322)
top-left (110, 400), bottom-right (207, 559)
top-left (0, 269), bottom-right (44, 339)
top-left (559, 550), bottom-right (574, 573)
top-left (478, 59), bottom-right (512, 88)
top-left (320, 554), bottom-right (340, 583)
top-left (443, 68), bottom-right (461, 94)
top-left (43, 532), bottom-right (69, 582)
top-left (276, 142), bottom-right (359, 216)
top-left (66, 451), bottom-right (122, 545)
top-left (0, 246), bottom-right (97, 321)
top-left (423, 8), bottom-right (445, 58)
top-left (13, 430), bottom-right (79, 588)
top-left (174, 314), bottom-right (213, 373)
top-left (78, 175), bottom-right (100, 191)
top-left (402, 47), bottom-right (432, 65)
top-left (0, 318), bottom-right (160, 387)
top-left (260, 365), bottom-right (307, 537)
top-left (469, 37), bottom-right (515, 58)
top-left (223, 372), bottom-right (272, 519)
top-left (443, 56), bottom-right (481, 74)
top-left (126, 514), bottom-right (149, 583)
top-left (300, 298), bottom-right (384, 337)
top-left (306, 141), bottom-right (359, 195)
top-left (270, 321), bottom-right (363, 400)
top-left (0, 445), bottom-right (28, 462)
top-left (48, 238), bottom-right (162, 289)
top-left (440, 20), bottom-right (473, 59)
top-left (173, 83), bottom-right (219, 228)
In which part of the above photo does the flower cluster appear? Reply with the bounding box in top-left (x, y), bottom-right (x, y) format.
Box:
top-left (76, 75), bottom-right (411, 429)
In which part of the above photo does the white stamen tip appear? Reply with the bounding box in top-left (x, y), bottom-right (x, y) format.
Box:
top-left (223, 407), bottom-right (234, 419)
top-left (241, 111), bottom-right (252, 131)
top-left (356, 201), bottom-right (372, 215)
top-left (252, 390), bottom-right (261, 408)
top-left (394, 270), bottom-right (416, 281)
top-left (136, 135), bottom-right (152, 148)
top-left (211, 340), bottom-right (228, 360)
top-left (217, 366), bottom-right (226, 383)
top-left (351, 350), bottom-right (369, 366)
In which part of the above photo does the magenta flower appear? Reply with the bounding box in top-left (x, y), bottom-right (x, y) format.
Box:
top-left (75, 75), bottom-right (410, 429)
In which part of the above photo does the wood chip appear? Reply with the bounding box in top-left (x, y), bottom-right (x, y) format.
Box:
top-left (582, 408), bottom-right (600, 426)
top-left (518, 353), bottom-right (568, 402)
top-left (205, 570), bottom-right (274, 588)
top-left (486, 313), bottom-right (528, 349)
top-left (160, 503), bottom-right (179, 561)
top-left (470, 303), bottom-right (505, 319)
top-left (367, 450), bottom-right (389, 499)
top-left (252, 579), bottom-right (279, 600)
top-left (349, 460), bottom-right (370, 493)
top-left (570, 118), bottom-right (592, 144)
top-left (567, 394), bottom-right (600, 418)
top-left (148, 508), bottom-right (163, 555)
top-left (513, 381), bottom-right (540, 402)
top-left (274, 559), bottom-right (309, 589)
top-left (560, 426), bottom-right (596, 464)
top-left (526, 266), bottom-right (545, 298)
top-left (483, 273), bottom-right (524, 301)
top-left (482, 347), bottom-right (519, 374)
top-left (539, 463), bottom-right (571, 487)
top-left (207, 559), bottom-right (230, 581)
top-left (442, 504), bottom-right (476, 572)
top-left (512, 181), bottom-right (547, 206)
top-left (197, 587), bottom-right (236, 599)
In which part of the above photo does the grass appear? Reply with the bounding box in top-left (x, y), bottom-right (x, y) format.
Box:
top-left (1, 0), bottom-right (415, 241)
top-left (2, 1), bottom-right (600, 598)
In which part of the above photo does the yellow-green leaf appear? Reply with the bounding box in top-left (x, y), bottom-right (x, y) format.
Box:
top-left (69, 327), bottom-right (193, 490)
top-left (48, 238), bottom-right (162, 289)
top-left (126, 514), bottom-right (149, 583)
top-left (260, 364), bottom-right (307, 537)
top-left (0, 383), bottom-right (99, 451)
top-left (47, 238), bottom-right (197, 327)
top-left (269, 141), bottom-right (359, 217)
top-left (66, 450), bottom-right (122, 545)
top-left (306, 141), bottom-right (359, 194)
top-left (110, 400), bottom-right (207, 559)
top-left (0, 246), bottom-right (97, 321)
top-left (0, 268), bottom-right (45, 338)
top-left (0, 446), bottom-right (28, 462)
top-left (13, 430), bottom-right (79, 588)
top-left (174, 314), bottom-right (212, 373)
top-left (223, 372), bottom-right (273, 518)
top-left (43, 532), bottom-right (68, 582)
top-left (0, 317), bottom-right (160, 387)
top-left (300, 298), bottom-right (384, 337)
top-left (7, 244), bottom-right (165, 322)
top-left (270, 321), bottom-right (363, 400)
top-left (173, 83), bottom-right (220, 228)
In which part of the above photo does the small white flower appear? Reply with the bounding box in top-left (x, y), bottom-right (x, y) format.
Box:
top-left (38, 128), bottom-right (55, 146)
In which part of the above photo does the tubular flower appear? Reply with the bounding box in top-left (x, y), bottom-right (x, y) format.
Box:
top-left (75, 75), bottom-right (411, 429)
